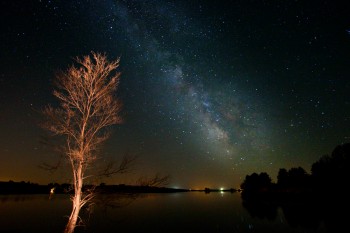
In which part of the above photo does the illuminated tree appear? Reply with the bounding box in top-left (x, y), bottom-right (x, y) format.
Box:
top-left (42, 52), bottom-right (122, 233)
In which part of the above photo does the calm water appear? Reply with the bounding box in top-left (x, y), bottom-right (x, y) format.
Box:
top-left (0, 192), bottom-right (336, 233)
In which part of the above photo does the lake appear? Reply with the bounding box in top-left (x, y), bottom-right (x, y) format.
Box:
top-left (0, 192), bottom-right (337, 233)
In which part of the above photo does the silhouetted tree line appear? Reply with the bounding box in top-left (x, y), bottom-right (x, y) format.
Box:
top-left (240, 142), bottom-right (350, 200)
top-left (240, 143), bottom-right (350, 232)
top-left (0, 181), bottom-right (72, 194)
top-left (95, 183), bottom-right (189, 194)
top-left (0, 181), bottom-right (187, 195)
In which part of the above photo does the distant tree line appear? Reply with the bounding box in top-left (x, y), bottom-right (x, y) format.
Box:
top-left (0, 181), bottom-right (71, 194)
top-left (240, 143), bottom-right (350, 200)
top-left (0, 181), bottom-right (47, 194)
top-left (0, 181), bottom-right (188, 195)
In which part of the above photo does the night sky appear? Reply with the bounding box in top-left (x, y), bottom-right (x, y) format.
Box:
top-left (1, 0), bottom-right (349, 189)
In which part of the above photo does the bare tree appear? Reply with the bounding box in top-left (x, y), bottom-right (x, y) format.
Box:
top-left (137, 173), bottom-right (170, 187)
top-left (42, 52), bottom-right (123, 233)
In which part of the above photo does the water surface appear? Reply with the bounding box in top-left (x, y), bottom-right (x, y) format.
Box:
top-left (0, 192), bottom-right (331, 233)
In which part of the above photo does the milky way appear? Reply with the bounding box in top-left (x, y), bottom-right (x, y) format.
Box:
top-left (92, 1), bottom-right (272, 187)
top-left (109, 1), bottom-right (268, 150)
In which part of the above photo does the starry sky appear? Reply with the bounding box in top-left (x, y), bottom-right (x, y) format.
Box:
top-left (0, 0), bottom-right (349, 189)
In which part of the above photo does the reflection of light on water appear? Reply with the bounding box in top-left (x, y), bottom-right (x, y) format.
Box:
top-left (220, 187), bottom-right (224, 196)
top-left (49, 188), bottom-right (55, 199)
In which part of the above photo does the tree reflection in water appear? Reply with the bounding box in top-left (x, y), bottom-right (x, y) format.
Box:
top-left (242, 194), bottom-right (348, 233)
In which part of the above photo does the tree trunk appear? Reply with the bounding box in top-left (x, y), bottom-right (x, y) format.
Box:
top-left (64, 200), bottom-right (81, 233)
top-left (64, 163), bottom-right (83, 233)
